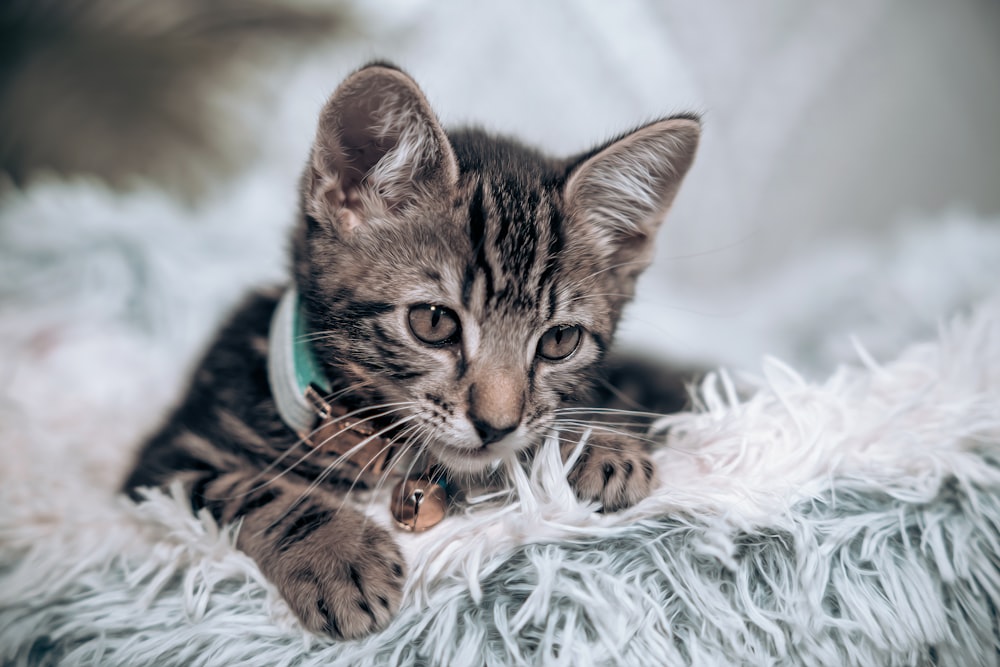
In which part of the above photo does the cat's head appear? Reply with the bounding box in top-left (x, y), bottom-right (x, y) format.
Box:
top-left (292, 63), bottom-right (699, 475)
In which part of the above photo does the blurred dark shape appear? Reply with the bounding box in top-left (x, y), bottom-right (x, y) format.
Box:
top-left (590, 353), bottom-right (702, 429)
top-left (0, 0), bottom-right (349, 200)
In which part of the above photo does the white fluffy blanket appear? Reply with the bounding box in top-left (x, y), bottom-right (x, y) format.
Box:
top-left (1, 177), bottom-right (999, 666)
top-left (4, 2), bottom-right (1000, 662)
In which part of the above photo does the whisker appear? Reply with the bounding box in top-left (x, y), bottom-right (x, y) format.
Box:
top-left (344, 420), bottom-right (423, 505)
top-left (356, 420), bottom-right (440, 525)
top-left (554, 418), bottom-right (657, 430)
top-left (230, 402), bottom-right (417, 498)
top-left (566, 291), bottom-right (742, 319)
top-left (553, 412), bottom-right (656, 428)
top-left (428, 463), bottom-right (448, 491)
top-left (571, 235), bottom-right (756, 288)
top-left (395, 425), bottom-right (433, 489)
top-left (547, 422), bottom-right (668, 449)
top-left (548, 422), bottom-right (700, 456)
top-left (656, 232), bottom-right (757, 263)
top-left (351, 424), bottom-right (425, 525)
top-left (575, 259), bottom-right (652, 283)
top-left (554, 407), bottom-right (673, 419)
top-left (294, 330), bottom-right (341, 343)
top-left (564, 292), bottom-right (637, 304)
top-left (593, 378), bottom-right (650, 413)
top-left (254, 415), bottom-right (420, 537)
top-left (544, 425), bottom-right (632, 451)
top-left (552, 419), bottom-right (657, 437)
top-left (372, 422), bottom-right (447, 520)
top-left (252, 382), bottom-right (388, 463)
top-left (317, 379), bottom-right (374, 405)
top-left (295, 412), bottom-right (418, 489)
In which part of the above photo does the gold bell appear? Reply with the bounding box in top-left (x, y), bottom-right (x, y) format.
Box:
top-left (390, 477), bottom-right (448, 532)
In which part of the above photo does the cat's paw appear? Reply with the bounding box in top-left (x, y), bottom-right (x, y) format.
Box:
top-left (567, 434), bottom-right (656, 512)
top-left (265, 513), bottom-right (406, 639)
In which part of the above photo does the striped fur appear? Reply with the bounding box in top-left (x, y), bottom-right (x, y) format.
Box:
top-left (125, 62), bottom-right (700, 638)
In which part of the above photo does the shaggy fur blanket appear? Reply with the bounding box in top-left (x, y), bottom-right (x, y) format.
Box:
top-left (1, 180), bottom-right (998, 666)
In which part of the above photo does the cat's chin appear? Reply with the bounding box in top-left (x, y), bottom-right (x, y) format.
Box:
top-left (426, 436), bottom-right (526, 476)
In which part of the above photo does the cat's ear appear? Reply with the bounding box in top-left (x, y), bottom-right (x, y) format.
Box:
top-left (563, 116), bottom-right (700, 268)
top-left (305, 63), bottom-right (458, 232)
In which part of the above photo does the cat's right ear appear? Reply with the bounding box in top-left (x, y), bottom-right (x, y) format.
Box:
top-left (304, 64), bottom-right (458, 232)
top-left (563, 116), bottom-right (700, 271)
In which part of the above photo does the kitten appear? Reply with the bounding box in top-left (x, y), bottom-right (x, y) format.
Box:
top-left (124, 62), bottom-right (699, 639)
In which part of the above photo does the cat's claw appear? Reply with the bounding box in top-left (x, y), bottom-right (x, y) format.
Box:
top-left (264, 516), bottom-right (405, 639)
top-left (567, 435), bottom-right (656, 512)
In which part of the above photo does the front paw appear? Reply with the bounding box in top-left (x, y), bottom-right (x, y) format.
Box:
top-left (263, 512), bottom-right (406, 639)
top-left (567, 434), bottom-right (656, 512)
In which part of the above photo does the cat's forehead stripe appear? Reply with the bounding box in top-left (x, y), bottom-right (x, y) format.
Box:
top-left (535, 204), bottom-right (565, 321)
top-left (466, 182), bottom-right (496, 305)
top-left (462, 176), bottom-right (564, 320)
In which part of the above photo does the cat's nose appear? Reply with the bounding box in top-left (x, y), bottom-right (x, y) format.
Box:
top-left (467, 374), bottom-right (524, 446)
top-left (471, 418), bottom-right (516, 446)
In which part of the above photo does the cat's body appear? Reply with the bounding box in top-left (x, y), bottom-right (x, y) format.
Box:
top-left (125, 63), bottom-right (699, 638)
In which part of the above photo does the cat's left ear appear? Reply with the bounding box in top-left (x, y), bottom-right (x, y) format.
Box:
top-left (305, 63), bottom-right (459, 232)
top-left (563, 116), bottom-right (700, 268)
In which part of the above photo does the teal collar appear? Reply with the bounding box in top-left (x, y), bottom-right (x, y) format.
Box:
top-left (267, 286), bottom-right (449, 530)
top-left (267, 287), bottom-right (332, 437)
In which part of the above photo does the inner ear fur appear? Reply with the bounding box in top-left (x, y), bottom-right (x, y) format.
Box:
top-left (563, 116), bottom-right (701, 267)
top-left (306, 64), bottom-right (458, 231)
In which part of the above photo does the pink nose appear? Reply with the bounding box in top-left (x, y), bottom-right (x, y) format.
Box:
top-left (467, 371), bottom-right (524, 445)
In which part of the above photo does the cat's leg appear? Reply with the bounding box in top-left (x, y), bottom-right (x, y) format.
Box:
top-left (562, 434), bottom-right (657, 512)
top-left (191, 469), bottom-right (405, 638)
top-left (559, 354), bottom-right (697, 511)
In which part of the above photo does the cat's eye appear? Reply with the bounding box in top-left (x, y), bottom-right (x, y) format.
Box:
top-left (537, 324), bottom-right (583, 361)
top-left (408, 304), bottom-right (461, 346)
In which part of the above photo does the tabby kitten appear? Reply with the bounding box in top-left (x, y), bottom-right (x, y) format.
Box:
top-left (125, 62), bottom-right (700, 639)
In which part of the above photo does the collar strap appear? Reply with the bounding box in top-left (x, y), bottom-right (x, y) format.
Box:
top-left (267, 287), bottom-right (396, 476)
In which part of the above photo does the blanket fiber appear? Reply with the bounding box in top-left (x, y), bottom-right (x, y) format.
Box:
top-left (3, 3), bottom-right (1000, 662)
top-left (2, 307), bottom-right (999, 666)
top-left (0, 179), bottom-right (998, 666)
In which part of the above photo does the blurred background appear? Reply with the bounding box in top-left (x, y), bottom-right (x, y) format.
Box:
top-left (1, 0), bottom-right (999, 458)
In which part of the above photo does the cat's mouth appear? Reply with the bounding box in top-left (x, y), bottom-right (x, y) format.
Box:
top-left (423, 432), bottom-right (527, 475)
